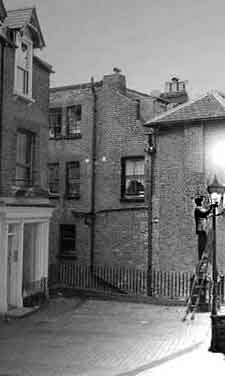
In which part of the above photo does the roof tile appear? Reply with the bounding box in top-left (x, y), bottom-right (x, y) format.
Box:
top-left (4, 8), bottom-right (33, 29)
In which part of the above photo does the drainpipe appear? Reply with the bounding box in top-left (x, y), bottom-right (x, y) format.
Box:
top-left (145, 129), bottom-right (156, 296)
top-left (90, 77), bottom-right (97, 270)
top-left (0, 38), bottom-right (5, 195)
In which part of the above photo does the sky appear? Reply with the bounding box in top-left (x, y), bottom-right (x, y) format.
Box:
top-left (4, 0), bottom-right (225, 98)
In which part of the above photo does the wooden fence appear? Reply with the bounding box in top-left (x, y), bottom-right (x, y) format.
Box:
top-left (49, 263), bottom-right (193, 300)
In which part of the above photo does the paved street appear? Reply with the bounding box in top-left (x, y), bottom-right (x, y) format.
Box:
top-left (0, 296), bottom-right (224, 376)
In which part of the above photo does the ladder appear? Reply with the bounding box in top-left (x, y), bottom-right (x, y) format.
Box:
top-left (182, 255), bottom-right (210, 321)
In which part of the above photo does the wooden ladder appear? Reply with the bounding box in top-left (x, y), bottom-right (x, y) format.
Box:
top-left (182, 256), bottom-right (209, 321)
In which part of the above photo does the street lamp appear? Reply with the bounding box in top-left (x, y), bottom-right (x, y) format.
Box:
top-left (208, 175), bottom-right (225, 353)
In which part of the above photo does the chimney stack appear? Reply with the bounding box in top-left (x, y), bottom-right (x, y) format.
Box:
top-left (160, 77), bottom-right (188, 106)
top-left (103, 68), bottom-right (126, 92)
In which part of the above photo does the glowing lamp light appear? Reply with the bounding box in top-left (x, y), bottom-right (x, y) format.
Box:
top-left (210, 141), bottom-right (225, 168)
top-left (207, 175), bottom-right (225, 205)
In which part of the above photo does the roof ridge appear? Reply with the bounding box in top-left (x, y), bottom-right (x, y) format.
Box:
top-left (50, 81), bottom-right (103, 92)
top-left (6, 6), bottom-right (35, 13)
top-left (127, 88), bottom-right (152, 98)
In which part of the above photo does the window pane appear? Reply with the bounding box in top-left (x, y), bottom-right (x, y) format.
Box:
top-left (48, 163), bottom-right (59, 193)
top-left (49, 108), bottom-right (62, 138)
top-left (68, 162), bottom-right (80, 179)
top-left (172, 81), bottom-right (178, 92)
top-left (16, 166), bottom-right (28, 185)
top-left (66, 106), bottom-right (81, 136)
top-left (68, 182), bottom-right (80, 195)
top-left (18, 42), bottom-right (29, 69)
top-left (16, 67), bottom-right (29, 95)
top-left (16, 131), bottom-right (34, 186)
top-left (60, 225), bottom-right (76, 254)
top-left (123, 158), bottom-right (145, 198)
top-left (178, 81), bottom-right (184, 91)
top-left (16, 132), bottom-right (27, 164)
top-left (134, 160), bottom-right (144, 175)
top-left (66, 162), bottom-right (80, 196)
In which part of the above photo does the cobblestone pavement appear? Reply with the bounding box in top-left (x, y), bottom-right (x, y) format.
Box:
top-left (0, 297), bottom-right (223, 376)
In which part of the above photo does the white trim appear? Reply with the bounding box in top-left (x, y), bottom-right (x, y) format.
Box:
top-left (0, 204), bottom-right (53, 314)
top-left (212, 90), bottom-right (225, 109)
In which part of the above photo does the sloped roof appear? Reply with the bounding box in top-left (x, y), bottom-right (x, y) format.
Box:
top-left (125, 88), bottom-right (168, 103)
top-left (33, 55), bottom-right (54, 74)
top-left (145, 91), bottom-right (225, 127)
top-left (50, 81), bottom-right (103, 106)
top-left (3, 7), bottom-right (45, 48)
top-left (0, 0), bottom-right (7, 22)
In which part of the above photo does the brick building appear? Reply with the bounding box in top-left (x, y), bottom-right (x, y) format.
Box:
top-left (0, 3), bottom-right (53, 314)
top-left (48, 69), bottom-right (167, 271)
top-left (145, 91), bottom-right (225, 273)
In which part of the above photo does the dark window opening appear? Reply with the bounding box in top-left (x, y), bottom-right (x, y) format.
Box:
top-left (60, 224), bottom-right (76, 258)
top-left (16, 130), bottom-right (35, 186)
top-left (48, 163), bottom-right (59, 194)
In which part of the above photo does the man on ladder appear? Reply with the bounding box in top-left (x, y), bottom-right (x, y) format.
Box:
top-left (182, 196), bottom-right (213, 321)
top-left (194, 196), bottom-right (213, 261)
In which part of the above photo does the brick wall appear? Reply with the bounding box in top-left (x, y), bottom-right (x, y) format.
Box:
top-left (49, 71), bottom-right (165, 268)
top-left (94, 209), bottom-right (148, 268)
top-left (48, 84), bottom-right (95, 263)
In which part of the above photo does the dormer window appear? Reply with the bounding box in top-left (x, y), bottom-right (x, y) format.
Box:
top-left (14, 32), bottom-right (33, 98)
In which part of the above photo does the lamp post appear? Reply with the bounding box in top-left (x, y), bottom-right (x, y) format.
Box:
top-left (208, 175), bottom-right (225, 352)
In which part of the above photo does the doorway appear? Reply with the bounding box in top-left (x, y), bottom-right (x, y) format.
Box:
top-left (22, 223), bottom-right (38, 299)
top-left (7, 224), bottom-right (20, 308)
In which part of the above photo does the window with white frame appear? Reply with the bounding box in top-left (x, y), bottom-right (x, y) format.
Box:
top-left (121, 157), bottom-right (145, 200)
top-left (14, 32), bottom-right (33, 98)
top-left (49, 108), bottom-right (62, 138)
top-left (66, 105), bottom-right (82, 137)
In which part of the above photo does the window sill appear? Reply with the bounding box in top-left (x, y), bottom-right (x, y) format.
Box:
top-left (13, 90), bottom-right (35, 104)
top-left (49, 134), bottom-right (82, 140)
top-left (120, 196), bottom-right (145, 203)
top-left (57, 253), bottom-right (77, 260)
top-left (11, 184), bottom-right (34, 195)
top-left (65, 194), bottom-right (80, 200)
top-left (48, 193), bottom-right (60, 199)
top-left (64, 134), bottom-right (82, 140)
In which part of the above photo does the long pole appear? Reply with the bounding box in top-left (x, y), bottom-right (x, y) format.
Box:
top-left (147, 151), bottom-right (154, 296)
top-left (209, 203), bottom-right (218, 352)
top-left (211, 203), bottom-right (217, 316)
top-left (90, 78), bottom-right (97, 271)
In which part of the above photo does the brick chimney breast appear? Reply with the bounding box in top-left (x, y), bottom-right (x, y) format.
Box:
top-left (103, 68), bottom-right (126, 92)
